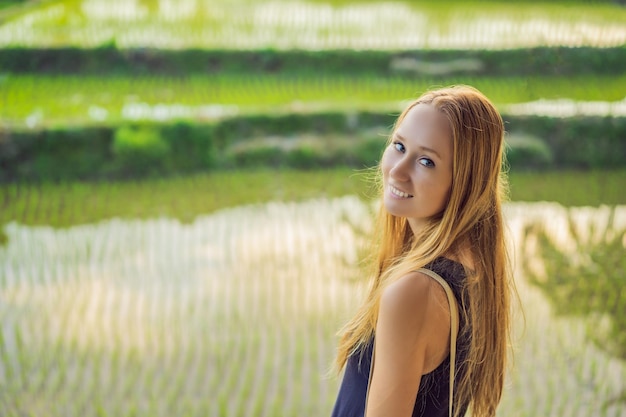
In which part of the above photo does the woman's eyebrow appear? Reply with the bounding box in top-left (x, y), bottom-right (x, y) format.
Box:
top-left (394, 132), bottom-right (443, 159)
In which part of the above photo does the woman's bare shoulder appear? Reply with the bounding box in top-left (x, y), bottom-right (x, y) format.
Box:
top-left (380, 270), bottom-right (449, 317)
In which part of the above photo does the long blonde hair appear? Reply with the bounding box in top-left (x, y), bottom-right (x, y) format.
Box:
top-left (336, 85), bottom-right (512, 417)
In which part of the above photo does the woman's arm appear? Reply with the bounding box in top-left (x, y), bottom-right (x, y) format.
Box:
top-left (365, 271), bottom-right (452, 417)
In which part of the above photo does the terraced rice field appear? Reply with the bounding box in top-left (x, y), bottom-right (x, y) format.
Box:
top-left (1, 198), bottom-right (625, 416)
top-left (2, 2), bottom-right (624, 127)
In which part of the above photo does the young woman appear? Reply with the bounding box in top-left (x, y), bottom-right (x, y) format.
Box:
top-left (332, 86), bottom-right (512, 417)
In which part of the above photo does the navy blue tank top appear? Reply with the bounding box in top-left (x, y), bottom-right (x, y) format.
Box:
top-left (331, 257), bottom-right (470, 417)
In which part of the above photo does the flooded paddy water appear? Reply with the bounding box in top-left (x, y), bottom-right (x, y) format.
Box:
top-left (0, 197), bottom-right (624, 416)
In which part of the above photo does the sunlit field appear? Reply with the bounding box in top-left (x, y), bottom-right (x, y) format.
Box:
top-left (1, 197), bottom-right (625, 416)
top-left (4, 74), bottom-right (626, 128)
top-left (1, 0), bottom-right (626, 48)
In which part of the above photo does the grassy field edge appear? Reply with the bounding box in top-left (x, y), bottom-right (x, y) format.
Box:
top-left (1, 168), bottom-right (624, 232)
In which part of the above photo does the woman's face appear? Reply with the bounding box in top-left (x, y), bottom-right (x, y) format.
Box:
top-left (381, 103), bottom-right (454, 232)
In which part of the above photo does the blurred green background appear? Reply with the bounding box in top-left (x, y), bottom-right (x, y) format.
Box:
top-left (0, 1), bottom-right (625, 416)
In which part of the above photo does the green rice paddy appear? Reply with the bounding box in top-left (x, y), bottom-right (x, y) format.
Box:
top-left (1, 0), bottom-right (625, 49)
top-left (4, 74), bottom-right (626, 127)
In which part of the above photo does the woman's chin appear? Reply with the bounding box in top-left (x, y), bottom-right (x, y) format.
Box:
top-left (382, 198), bottom-right (409, 218)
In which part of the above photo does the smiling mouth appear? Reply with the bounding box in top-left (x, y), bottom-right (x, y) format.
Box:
top-left (389, 185), bottom-right (413, 198)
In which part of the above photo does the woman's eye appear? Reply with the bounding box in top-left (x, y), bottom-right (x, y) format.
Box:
top-left (393, 142), bottom-right (405, 153)
top-left (419, 158), bottom-right (435, 168)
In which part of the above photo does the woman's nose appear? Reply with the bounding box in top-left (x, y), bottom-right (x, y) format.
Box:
top-left (389, 156), bottom-right (411, 181)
